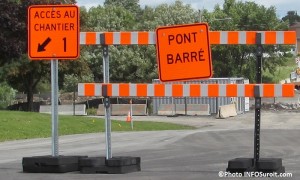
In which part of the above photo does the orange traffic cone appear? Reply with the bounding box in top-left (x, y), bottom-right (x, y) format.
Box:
top-left (126, 111), bottom-right (131, 122)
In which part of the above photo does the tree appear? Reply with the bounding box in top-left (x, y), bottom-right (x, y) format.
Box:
top-left (0, 0), bottom-right (78, 111)
top-left (139, 0), bottom-right (198, 30)
top-left (82, 0), bottom-right (200, 83)
top-left (84, 5), bottom-right (141, 82)
top-left (282, 11), bottom-right (300, 26)
top-left (0, 82), bottom-right (17, 109)
top-left (104, 0), bottom-right (141, 15)
top-left (208, 0), bottom-right (290, 83)
top-left (0, 0), bottom-right (26, 66)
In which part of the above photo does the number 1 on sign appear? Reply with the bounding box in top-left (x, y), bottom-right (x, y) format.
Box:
top-left (63, 37), bottom-right (66, 52)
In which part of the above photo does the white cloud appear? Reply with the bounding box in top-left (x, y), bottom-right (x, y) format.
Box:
top-left (76, 0), bottom-right (104, 9)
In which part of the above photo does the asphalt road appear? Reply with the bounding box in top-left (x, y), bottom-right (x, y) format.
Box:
top-left (0, 111), bottom-right (300, 180)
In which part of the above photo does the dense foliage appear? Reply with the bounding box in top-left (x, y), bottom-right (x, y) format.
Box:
top-left (0, 82), bottom-right (16, 109)
top-left (282, 11), bottom-right (300, 26)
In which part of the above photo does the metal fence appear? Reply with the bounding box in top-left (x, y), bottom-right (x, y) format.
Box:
top-left (152, 78), bottom-right (247, 115)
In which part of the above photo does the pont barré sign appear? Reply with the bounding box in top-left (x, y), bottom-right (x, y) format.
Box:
top-left (156, 23), bottom-right (212, 82)
top-left (28, 5), bottom-right (79, 60)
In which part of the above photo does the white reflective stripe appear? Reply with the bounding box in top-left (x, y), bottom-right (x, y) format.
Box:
top-left (95, 84), bottom-right (102, 96)
top-left (220, 31), bottom-right (228, 44)
top-left (78, 83), bottom-right (85, 96)
top-left (131, 32), bottom-right (138, 44)
top-left (219, 84), bottom-right (226, 96)
top-left (112, 84), bottom-right (119, 96)
top-left (201, 84), bottom-right (208, 97)
top-left (113, 32), bottom-right (121, 44)
top-left (237, 84), bottom-right (245, 97)
top-left (96, 32), bottom-right (101, 44)
top-left (239, 31), bottom-right (246, 44)
top-left (275, 84), bottom-right (282, 97)
top-left (149, 32), bottom-right (156, 44)
top-left (183, 84), bottom-right (190, 97)
top-left (165, 84), bottom-right (172, 96)
top-left (80, 32), bottom-right (86, 45)
top-left (147, 84), bottom-right (154, 96)
top-left (259, 84), bottom-right (263, 97)
top-left (276, 31), bottom-right (284, 44)
top-left (130, 84), bottom-right (137, 96)
top-left (258, 31), bottom-right (265, 44)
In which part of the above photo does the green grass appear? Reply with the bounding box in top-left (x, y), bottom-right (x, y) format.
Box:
top-left (263, 57), bottom-right (297, 83)
top-left (0, 111), bottom-right (195, 142)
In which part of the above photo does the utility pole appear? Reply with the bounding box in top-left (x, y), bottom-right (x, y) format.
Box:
top-left (199, 10), bottom-right (202, 23)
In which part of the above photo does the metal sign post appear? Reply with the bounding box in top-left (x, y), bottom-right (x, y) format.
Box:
top-left (103, 45), bottom-right (112, 159)
top-left (254, 33), bottom-right (263, 167)
top-left (51, 59), bottom-right (59, 157)
top-left (130, 99), bottom-right (133, 130)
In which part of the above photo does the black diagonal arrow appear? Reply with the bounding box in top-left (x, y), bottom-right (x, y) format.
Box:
top-left (37, 37), bottom-right (51, 52)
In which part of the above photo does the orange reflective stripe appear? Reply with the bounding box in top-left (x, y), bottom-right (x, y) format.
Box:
top-left (265, 31), bottom-right (276, 44)
top-left (105, 32), bottom-right (114, 45)
top-left (226, 84), bottom-right (238, 97)
top-left (86, 32), bottom-right (96, 45)
top-left (282, 84), bottom-right (295, 97)
top-left (245, 84), bottom-right (254, 97)
top-left (209, 31), bottom-right (220, 44)
top-left (121, 32), bottom-right (131, 44)
top-left (208, 84), bottom-right (219, 97)
top-left (105, 84), bottom-right (112, 96)
top-left (245, 32), bottom-right (256, 44)
top-left (228, 31), bottom-right (239, 44)
top-left (138, 32), bottom-right (149, 44)
top-left (172, 84), bottom-right (183, 97)
top-left (137, 84), bottom-right (148, 96)
top-left (119, 84), bottom-right (129, 96)
top-left (190, 84), bottom-right (201, 97)
top-left (154, 84), bottom-right (165, 96)
top-left (284, 31), bottom-right (297, 44)
top-left (84, 84), bottom-right (95, 96)
top-left (263, 84), bottom-right (275, 97)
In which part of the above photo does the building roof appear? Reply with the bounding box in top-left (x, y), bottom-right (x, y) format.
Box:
top-left (290, 22), bottom-right (300, 28)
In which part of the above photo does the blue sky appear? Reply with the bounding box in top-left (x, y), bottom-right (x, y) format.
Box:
top-left (76, 0), bottom-right (299, 18)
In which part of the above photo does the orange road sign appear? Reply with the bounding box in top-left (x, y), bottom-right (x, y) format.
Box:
top-left (28, 5), bottom-right (79, 60)
top-left (156, 23), bottom-right (212, 82)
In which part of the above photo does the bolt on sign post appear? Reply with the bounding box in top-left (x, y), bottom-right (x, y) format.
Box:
top-left (28, 5), bottom-right (79, 60)
top-left (156, 23), bottom-right (212, 82)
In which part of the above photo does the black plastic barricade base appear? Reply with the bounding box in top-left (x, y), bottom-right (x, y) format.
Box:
top-left (226, 158), bottom-right (253, 173)
top-left (79, 156), bottom-right (141, 174)
top-left (22, 156), bottom-right (86, 173)
top-left (226, 158), bottom-right (285, 176)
